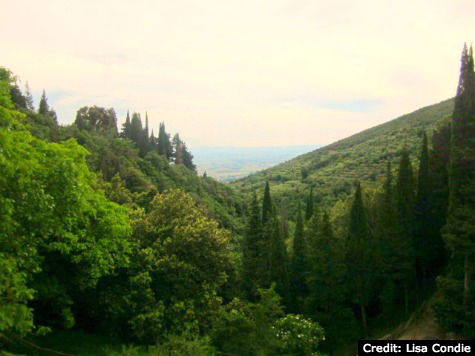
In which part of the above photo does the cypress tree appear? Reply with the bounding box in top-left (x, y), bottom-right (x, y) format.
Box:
top-left (129, 112), bottom-right (143, 145)
top-left (182, 143), bottom-right (196, 172)
top-left (259, 182), bottom-right (274, 289)
top-left (38, 90), bottom-right (49, 115)
top-left (24, 82), bottom-right (34, 111)
top-left (262, 181), bottom-right (272, 224)
top-left (120, 111), bottom-right (131, 139)
top-left (150, 129), bottom-right (157, 152)
top-left (242, 195), bottom-right (273, 301)
top-left (141, 112), bottom-right (150, 155)
top-left (428, 122), bottom-right (450, 271)
top-left (241, 194), bottom-right (263, 301)
top-left (172, 133), bottom-right (183, 164)
top-left (158, 122), bottom-right (172, 161)
top-left (306, 211), bottom-right (355, 351)
top-left (279, 201), bottom-right (290, 241)
top-left (346, 182), bottom-right (372, 336)
top-left (376, 161), bottom-right (399, 314)
top-left (445, 44), bottom-right (475, 294)
top-left (436, 45), bottom-right (475, 337)
top-left (414, 132), bottom-right (433, 290)
top-left (37, 90), bottom-right (57, 123)
top-left (9, 82), bottom-right (27, 110)
top-left (270, 217), bottom-right (290, 306)
top-left (144, 112), bottom-right (149, 140)
top-left (396, 149), bottom-right (416, 314)
top-left (305, 188), bottom-right (314, 220)
top-left (289, 208), bottom-right (307, 312)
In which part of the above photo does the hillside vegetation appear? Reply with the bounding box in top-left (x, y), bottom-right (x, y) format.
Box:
top-left (231, 98), bottom-right (454, 210)
top-left (1, 45), bottom-right (473, 356)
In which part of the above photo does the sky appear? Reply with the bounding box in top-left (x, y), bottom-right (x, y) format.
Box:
top-left (1, 0), bottom-right (473, 147)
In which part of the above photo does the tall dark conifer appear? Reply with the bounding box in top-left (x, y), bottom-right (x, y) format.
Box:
top-left (182, 143), bottom-right (196, 172)
top-left (445, 44), bottom-right (475, 295)
top-left (414, 133), bottom-right (434, 290)
top-left (306, 211), bottom-right (355, 352)
top-left (129, 113), bottom-right (143, 145)
top-left (428, 122), bottom-right (450, 274)
top-left (305, 188), bottom-right (314, 220)
top-left (289, 208), bottom-right (307, 312)
top-left (436, 45), bottom-right (475, 337)
top-left (262, 181), bottom-right (272, 224)
top-left (38, 90), bottom-right (49, 115)
top-left (396, 149), bottom-right (416, 314)
top-left (141, 112), bottom-right (150, 155)
top-left (346, 182), bottom-right (372, 336)
top-left (158, 122), bottom-right (172, 161)
top-left (270, 217), bottom-right (290, 306)
top-left (150, 129), bottom-right (157, 152)
top-left (121, 111), bottom-right (131, 139)
top-left (241, 194), bottom-right (262, 301)
top-left (24, 82), bottom-right (34, 111)
top-left (376, 161), bottom-right (399, 314)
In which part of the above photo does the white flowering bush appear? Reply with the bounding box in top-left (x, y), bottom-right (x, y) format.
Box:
top-left (273, 314), bottom-right (325, 356)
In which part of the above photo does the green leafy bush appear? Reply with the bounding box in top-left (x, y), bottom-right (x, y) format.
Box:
top-left (273, 314), bottom-right (325, 356)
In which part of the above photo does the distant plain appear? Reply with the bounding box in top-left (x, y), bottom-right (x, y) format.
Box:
top-left (192, 145), bottom-right (321, 181)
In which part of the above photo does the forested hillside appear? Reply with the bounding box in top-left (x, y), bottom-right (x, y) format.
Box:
top-left (231, 98), bottom-right (454, 211)
top-left (1, 44), bottom-right (473, 356)
top-left (10, 88), bottom-right (246, 234)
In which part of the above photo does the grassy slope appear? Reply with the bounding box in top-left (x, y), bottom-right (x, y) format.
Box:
top-left (231, 98), bottom-right (454, 213)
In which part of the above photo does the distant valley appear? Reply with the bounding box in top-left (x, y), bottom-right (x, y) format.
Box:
top-left (192, 145), bottom-right (321, 181)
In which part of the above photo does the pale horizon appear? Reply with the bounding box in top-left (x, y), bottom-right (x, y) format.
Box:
top-left (1, 0), bottom-right (473, 147)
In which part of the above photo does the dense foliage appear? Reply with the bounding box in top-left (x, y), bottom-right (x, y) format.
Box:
top-left (0, 69), bottom-right (132, 336)
top-left (1, 43), bottom-right (473, 356)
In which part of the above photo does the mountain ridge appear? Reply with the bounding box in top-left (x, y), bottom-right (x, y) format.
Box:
top-left (230, 98), bottom-right (454, 211)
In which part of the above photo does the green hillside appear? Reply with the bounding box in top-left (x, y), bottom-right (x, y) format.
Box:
top-left (231, 98), bottom-right (454, 211)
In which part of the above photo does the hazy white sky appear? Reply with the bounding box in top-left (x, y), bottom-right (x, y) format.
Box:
top-left (1, 0), bottom-right (473, 146)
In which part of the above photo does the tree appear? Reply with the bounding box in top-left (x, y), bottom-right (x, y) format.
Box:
top-left (414, 132), bottom-right (443, 291)
top-left (38, 90), bottom-right (49, 115)
top-left (172, 133), bottom-right (184, 164)
top-left (127, 190), bottom-right (232, 343)
top-left (446, 44), bottom-right (475, 298)
top-left (305, 188), bottom-right (314, 220)
top-left (149, 129), bottom-right (157, 152)
top-left (269, 217), bottom-right (290, 306)
top-left (375, 161), bottom-right (399, 315)
top-left (435, 45), bottom-right (475, 338)
top-left (305, 211), bottom-right (356, 352)
top-left (428, 121), bottom-right (450, 272)
top-left (395, 148), bottom-right (416, 314)
top-left (120, 111), bottom-right (131, 139)
top-left (262, 181), bottom-right (272, 224)
top-left (241, 194), bottom-right (263, 300)
top-left (37, 89), bottom-right (58, 123)
top-left (129, 112), bottom-right (143, 145)
top-left (212, 286), bottom-right (284, 356)
top-left (0, 73), bottom-right (132, 334)
top-left (289, 208), bottom-right (307, 312)
top-left (75, 106), bottom-right (118, 135)
top-left (158, 122), bottom-right (172, 161)
top-left (345, 182), bottom-right (372, 335)
top-left (9, 81), bottom-right (27, 110)
top-left (181, 143), bottom-right (196, 172)
top-left (24, 82), bottom-right (34, 111)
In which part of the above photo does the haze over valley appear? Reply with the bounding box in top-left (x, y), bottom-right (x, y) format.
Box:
top-left (193, 145), bottom-right (321, 181)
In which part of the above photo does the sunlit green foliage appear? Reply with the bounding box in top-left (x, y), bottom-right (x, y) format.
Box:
top-left (125, 189), bottom-right (232, 343)
top-left (0, 67), bottom-right (132, 334)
